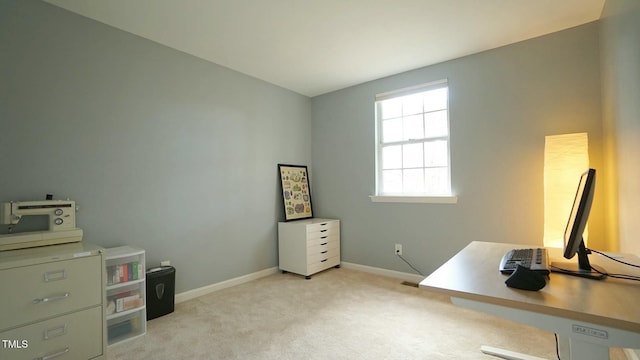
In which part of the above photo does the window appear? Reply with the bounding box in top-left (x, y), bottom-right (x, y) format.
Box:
top-left (374, 80), bottom-right (454, 201)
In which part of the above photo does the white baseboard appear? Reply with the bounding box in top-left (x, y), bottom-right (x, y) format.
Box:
top-left (175, 262), bottom-right (423, 304)
top-left (175, 266), bottom-right (279, 304)
top-left (341, 261), bottom-right (425, 284)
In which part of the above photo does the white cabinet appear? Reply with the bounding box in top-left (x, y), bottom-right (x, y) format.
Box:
top-left (0, 242), bottom-right (106, 360)
top-left (104, 246), bottom-right (146, 346)
top-left (278, 218), bottom-right (340, 279)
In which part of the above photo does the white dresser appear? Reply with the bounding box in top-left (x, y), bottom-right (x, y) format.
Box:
top-left (278, 218), bottom-right (340, 279)
top-left (0, 242), bottom-right (106, 360)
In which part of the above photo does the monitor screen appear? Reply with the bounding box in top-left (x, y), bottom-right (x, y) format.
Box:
top-left (551, 168), bottom-right (606, 279)
top-left (563, 168), bottom-right (595, 259)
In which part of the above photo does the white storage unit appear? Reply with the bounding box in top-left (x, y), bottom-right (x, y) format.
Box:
top-left (104, 246), bottom-right (146, 346)
top-left (278, 218), bottom-right (340, 279)
top-left (0, 242), bottom-right (106, 360)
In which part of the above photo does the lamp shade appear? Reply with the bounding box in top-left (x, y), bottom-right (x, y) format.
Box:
top-left (544, 133), bottom-right (589, 248)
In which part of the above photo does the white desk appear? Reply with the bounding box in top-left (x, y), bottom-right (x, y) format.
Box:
top-left (419, 241), bottom-right (640, 360)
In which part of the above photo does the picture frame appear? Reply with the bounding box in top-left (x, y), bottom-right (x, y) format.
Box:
top-left (278, 164), bottom-right (313, 221)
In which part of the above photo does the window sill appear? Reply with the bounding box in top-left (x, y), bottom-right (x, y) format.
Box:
top-left (369, 195), bottom-right (458, 204)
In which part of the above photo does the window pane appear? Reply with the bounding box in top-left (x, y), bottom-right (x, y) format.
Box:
top-left (424, 110), bottom-right (448, 138)
top-left (425, 167), bottom-right (449, 194)
top-left (382, 145), bottom-right (402, 169)
top-left (424, 88), bottom-right (448, 112)
top-left (402, 114), bottom-right (423, 141)
top-left (382, 118), bottom-right (402, 143)
top-left (402, 143), bottom-right (423, 168)
top-left (380, 98), bottom-right (402, 119)
top-left (403, 168), bottom-right (425, 193)
top-left (402, 93), bottom-right (423, 115)
top-left (375, 81), bottom-right (451, 197)
top-left (424, 140), bottom-right (448, 167)
top-left (382, 170), bottom-right (402, 193)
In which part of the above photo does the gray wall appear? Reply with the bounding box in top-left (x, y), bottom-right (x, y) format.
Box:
top-left (600, 0), bottom-right (640, 255)
top-left (0, 0), bottom-right (311, 293)
top-left (1, 0), bottom-right (632, 292)
top-left (311, 22), bottom-right (604, 275)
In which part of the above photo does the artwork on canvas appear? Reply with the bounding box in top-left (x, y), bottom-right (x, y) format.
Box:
top-left (278, 164), bottom-right (313, 221)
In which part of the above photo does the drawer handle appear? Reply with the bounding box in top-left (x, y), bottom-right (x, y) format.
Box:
top-left (321, 236), bottom-right (328, 239)
top-left (34, 347), bottom-right (69, 360)
top-left (44, 324), bottom-right (68, 340)
top-left (321, 259), bottom-right (328, 262)
top-left (43, 269), bottom-right (66, 282)
top-left (320, 229), bottom-right (327, 232)
top-left (33, 292), bottom-right (70, 304)
top-left (321, 251), bottom-right (328, 254)
top-left (320, 223), bottom-right (327, 226)
top-left (320, 243), bottom-right (327, 246)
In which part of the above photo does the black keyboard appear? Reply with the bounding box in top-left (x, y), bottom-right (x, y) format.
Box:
top-left (499, 248), bottom-right (550, 274)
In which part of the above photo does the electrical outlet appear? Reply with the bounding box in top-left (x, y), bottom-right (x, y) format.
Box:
top-left (395, 244), bottom-right (402, 256)
top-left (161, 260), bottom-right (171, 266)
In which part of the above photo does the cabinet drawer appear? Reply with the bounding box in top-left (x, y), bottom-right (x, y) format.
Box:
top-left (107, 308), bottom-right (146, 345)
top-left (308, 255), bottom-right (340, 275)
top-left (307, 234), bottom-right (338, 248)
top-left (0, 305), bottom-right (103, 360)
top-left (0, 255), bottom-right (102, 331)
top-left (306, 221), bottom-right (339, 238)
top-left (308, 246), bottom-right (340, 264)
top-left (308, 240), bottom-right (339, 257)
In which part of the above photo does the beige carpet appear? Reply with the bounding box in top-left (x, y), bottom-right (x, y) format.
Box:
top-left (107, 267), bottom-right (626, 359)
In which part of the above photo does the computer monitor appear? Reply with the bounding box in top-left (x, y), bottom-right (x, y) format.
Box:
top-left (550, 168), bottom-right (607, 280)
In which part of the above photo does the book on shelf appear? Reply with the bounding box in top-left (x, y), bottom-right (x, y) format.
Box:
top-left (108, 290), bottom-right (143, 313)
top-left (107, 261), bottom-right (144, 286)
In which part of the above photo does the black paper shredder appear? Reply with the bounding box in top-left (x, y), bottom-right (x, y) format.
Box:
top-left (146, 265), bottom-right (176, 320)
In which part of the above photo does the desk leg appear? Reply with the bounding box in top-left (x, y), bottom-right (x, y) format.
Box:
top-left (452, 298), bottom-right (619, 360)
top-left (562, 337), bottom-right (609, 360)
top-left (481, 336), bottom-right (609, 360)
top-left (556, 335), bottom-right (610, 359)
top-left (480, 345), bottom-right (548, 360)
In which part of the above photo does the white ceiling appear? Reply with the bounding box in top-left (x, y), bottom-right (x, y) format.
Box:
top-left (43, 0), bottom-right (605, 97)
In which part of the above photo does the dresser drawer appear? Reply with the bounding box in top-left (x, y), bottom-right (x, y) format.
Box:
top-left (308, 239), bottom-right (339, 256)
top-left (306, 221), bottom-right (339, 238)
top-left (0, 255), bottom-right (102, 331)
top-left (0, 305), bottom-right (103, 360)
top-left (307, 234), bottom-right (338, 248)
top-left (308, 245), bottom-right (340, 264)
top-left (308, 255), bottom-right (340, 275)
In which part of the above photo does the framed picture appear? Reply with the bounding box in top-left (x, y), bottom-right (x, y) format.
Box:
top-left (278, 164), bottom-right (313, 221)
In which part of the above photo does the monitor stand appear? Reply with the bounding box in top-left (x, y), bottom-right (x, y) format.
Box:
top-left (551, 240), bottom-right (607, 280)
top-left (550, 261), bottom-right (607, 280)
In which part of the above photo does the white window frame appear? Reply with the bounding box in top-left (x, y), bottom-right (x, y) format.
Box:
top-left (371, 79), bottom-right (457, 204)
